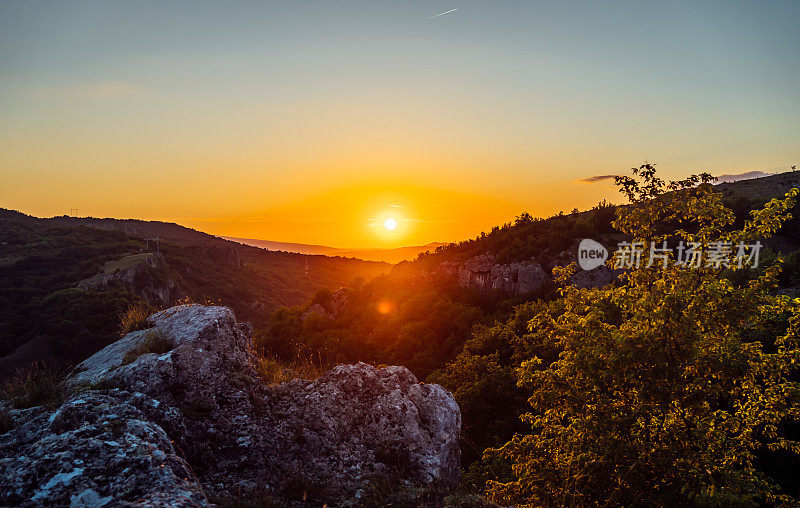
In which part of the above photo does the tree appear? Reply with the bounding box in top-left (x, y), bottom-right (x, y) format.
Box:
top-left (486, 164), bottom-right (800, 506)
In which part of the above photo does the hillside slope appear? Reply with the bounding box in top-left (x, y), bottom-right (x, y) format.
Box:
top-left (0, 210), bottom-right (388, 369)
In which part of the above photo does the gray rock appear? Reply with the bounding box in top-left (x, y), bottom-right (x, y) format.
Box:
top-left (269, 363), bottom-right (461, 492)
top-left (516, 264), bottom-right (548, 294)
top-left (451, 254), bottom-right (550, 295)
top-left (329, 287), bottom-right (350, 315)
top-left (302, 303), bottom-right (333, 322)
top-left (571, 265), bottom-right (620, 288)
top-left (0, 391), bottom-right (208, 507)
top-left (7, 304), bottom-right (461, 506)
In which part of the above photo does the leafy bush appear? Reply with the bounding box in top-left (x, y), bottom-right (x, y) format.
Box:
top-left (485, 165), bottom-right (800, 506)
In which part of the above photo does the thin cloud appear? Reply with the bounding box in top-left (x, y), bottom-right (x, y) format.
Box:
top-left (29, 81), bottom-right (145, 99)
top-left (429, 8), bottom-right (458, 19)
top-left (577, 174), bottom-right (621, 184)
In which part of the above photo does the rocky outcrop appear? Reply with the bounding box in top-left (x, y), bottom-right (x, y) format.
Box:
top-left (76, 252), bottom-right (180, 307)
top-left (0, 391), bottom-right (208, 507)
top-left (329, 287), bottom-right (351, 315)
top-left (2, 305), bottom-right (461, 506)
top-left (570, 264), bottom-right (619, 289)
top-left (440, 254), bottom-right (550, 295)
top-left (270, 363), bottom-right (461, 489)
top-left (301, 303), bottom-right (332, 321)
top-left (439, 251), bottom-right (620, 294)
top-left (301, 287), bottom-right (351, 323)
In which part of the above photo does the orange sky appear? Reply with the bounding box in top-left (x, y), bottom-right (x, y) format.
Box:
top-left (1, 2), bottom-right (798, 248)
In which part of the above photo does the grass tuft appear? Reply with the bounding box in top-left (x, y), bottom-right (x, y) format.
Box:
top-left (0, 407), bottom-right (13, 434)
top-left (119, 300), bottom-right (153, 336)
top-left (208, 486), bottom-right (285, 507)
top-left (121, 329), bottom-right (174, 366)
top-left (253, 354), bottom-right (327, 385)
top-left (2, 362), bottom-right (71, 410)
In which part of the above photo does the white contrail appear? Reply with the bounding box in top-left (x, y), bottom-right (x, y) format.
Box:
top-left (429, 8), bottom-right (458, 19)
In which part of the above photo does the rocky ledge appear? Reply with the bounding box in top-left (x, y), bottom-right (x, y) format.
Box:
top-left (437, 252), bottom-right (620, 295)
top-left (0, 305), bottom-right (461, 506)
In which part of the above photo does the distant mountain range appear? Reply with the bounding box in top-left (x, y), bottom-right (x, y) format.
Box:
top-left (714, 170), bottom-right (775, 183)
top-left (220, 237), bottom-right (446, 264)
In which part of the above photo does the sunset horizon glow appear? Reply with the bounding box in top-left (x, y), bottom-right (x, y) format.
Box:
top-left (2, 1), bottom-right (798, 248)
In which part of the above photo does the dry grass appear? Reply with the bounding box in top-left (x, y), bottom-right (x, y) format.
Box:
top-left (0, 407), bottom-right (13, 434)
top-left (208, 488), bottom-right (285, 508)
top-left (253, 353), bottom-right (328, 385)
top-left (118, 300), bottom-right (153, 336)
top-left (2, 362), bottom-right (71, 410)
top-left (121, 329), bottom-right (174, 366)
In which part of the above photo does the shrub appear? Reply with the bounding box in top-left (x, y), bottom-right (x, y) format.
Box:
top-left (121, 329), bottom-right (173, 365)
top-left (2, 362), bottom-right (71, 409)
top-left (486, 165), bottom-right (800, 506)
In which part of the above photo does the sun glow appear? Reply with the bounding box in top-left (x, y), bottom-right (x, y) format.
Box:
top-left (367, 199), bottom-right (418, 245)
top-left (377, 300), bottom-right (395, 314)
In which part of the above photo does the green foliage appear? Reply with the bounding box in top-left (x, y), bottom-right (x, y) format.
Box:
top-left (258, 273), bottom-right (499, 379)
top-left (485, 164), bottom-right (800, 506)
top-left (121, 329), bottom-right (173, 366)
top-left (429, 302), bottom-right (549, 468)
top-left (157, 240), bottom-right (387, 335)
top-left (0, 209), bottom-right (387, 365)
top-left (414, 202), bottom-right (621, 269)
top-left (2, 362), bottom-right (72, 410)
top-left (0, 214), bottom-right (143, 358)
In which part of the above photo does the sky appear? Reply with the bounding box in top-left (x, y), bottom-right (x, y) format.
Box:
top-left (1, 1), bottom-right (798, 248)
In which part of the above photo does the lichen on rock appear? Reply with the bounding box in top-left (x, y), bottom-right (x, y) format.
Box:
top-left (1, 304), bottom-right (461, 506)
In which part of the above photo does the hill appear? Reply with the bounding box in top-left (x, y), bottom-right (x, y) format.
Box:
top-left (222, 236), bottom-right (445, 263)
top-left (0, 209), bottom-right (388, 372)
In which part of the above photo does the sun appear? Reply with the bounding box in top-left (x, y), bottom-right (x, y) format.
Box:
top-left (383, 218), bottom-right (398, 231)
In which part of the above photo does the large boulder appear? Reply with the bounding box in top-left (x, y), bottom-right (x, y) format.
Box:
top-left (0, 391), bottom-right (207, 507)
top-left (3, 305), bottom-right (461, 506)
top-left (268, 363), bottom-right (461, 493)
